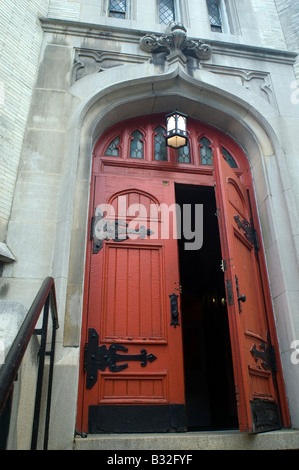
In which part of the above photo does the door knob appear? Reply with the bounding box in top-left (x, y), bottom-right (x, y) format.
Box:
top-left (235, 275), bottom-right (246, 313)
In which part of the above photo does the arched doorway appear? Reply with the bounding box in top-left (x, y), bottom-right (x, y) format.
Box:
top-left (76, 114), bottom-right (289, 434)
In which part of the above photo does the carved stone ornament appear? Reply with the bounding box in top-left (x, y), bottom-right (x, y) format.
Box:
top-left (140, 22), bottom-right (212, 62)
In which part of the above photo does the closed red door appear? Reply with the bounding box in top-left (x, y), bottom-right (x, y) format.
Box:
top-left (79, 173), bottom-right (186, 433)
top-left (213, 144), bottom-right (290, 432)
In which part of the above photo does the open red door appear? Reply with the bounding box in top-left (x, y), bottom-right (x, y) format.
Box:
top-left (213, 146), bottom-right (290, 432)
top-left (77, 114), bottom-right (291, 435)
top-left (79, 173), bottom-right (186, 433)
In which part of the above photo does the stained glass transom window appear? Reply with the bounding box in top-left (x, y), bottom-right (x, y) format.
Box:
top-left (130, 130), bottom-right (144, 159)
top-left (105, 136), bottom-right (120, 156)
top-left (178, 142), bottom-right (191, 163)
top-left (199, 137), bottom-right (213, 165)
top-left (108, 0), bottom-right (126, 18)
top-left (154, 126), bottom-right (167, 161)
top-left (159, 0), bottom-right (175, 25)
top-left (222, 147), bottom-right (237, 168)
top-left (206, 0), bottom-right (222, 32)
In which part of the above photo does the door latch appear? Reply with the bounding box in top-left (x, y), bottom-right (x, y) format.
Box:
top-left (235, 275), bottom-right (246, 313)
top-left (169, 293), bottom-right (180, 328)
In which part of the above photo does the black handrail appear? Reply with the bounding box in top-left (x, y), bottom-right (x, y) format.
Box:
top-left (0, 277), bottom-right (59, 450)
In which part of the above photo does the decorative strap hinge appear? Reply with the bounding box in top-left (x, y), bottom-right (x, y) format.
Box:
top-left (234, 215), bottom-right (259, 252)
top-left (84, 328), bottom-right (157, 389)
top-left (251, 341), bottom-right (277, 375)
top-left (91, 211), bottom-right (154, 254)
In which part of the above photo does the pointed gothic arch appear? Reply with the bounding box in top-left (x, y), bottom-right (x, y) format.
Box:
top-left (59, 67), bottom-right (294, 434)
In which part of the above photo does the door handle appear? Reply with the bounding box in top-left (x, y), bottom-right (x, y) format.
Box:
top-left (235, 275), bottom-right (246, 313)
top-left (169, 293), bottom-right (180, 328)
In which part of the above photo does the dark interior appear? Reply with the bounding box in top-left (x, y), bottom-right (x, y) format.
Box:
top-left (175, 184), bottom-right (238, 431)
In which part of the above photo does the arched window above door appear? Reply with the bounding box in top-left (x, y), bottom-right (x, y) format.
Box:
top-left (222, 147), bottom-right (237, 168)
top-left (130, 130), bottom-right (144, 159)
top-left (104, 136), bottom-right (120, 156)
top-left (95, 114), bottom-right (247, 176)
top-left (199, 137), bottom-right (213, 165)
top-left (154, 126), bottom-right (167, 161)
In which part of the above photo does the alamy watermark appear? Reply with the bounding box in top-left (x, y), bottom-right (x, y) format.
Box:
top-left (94, 198), bottom-right (203, 251)
top-left (290, 340), bottom-right (299, 365)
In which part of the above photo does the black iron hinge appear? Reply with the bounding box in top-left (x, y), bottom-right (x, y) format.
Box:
top-left (90, 212), bottom-right (154, 254)
top-left (84, 328), bottom-right (157, 389)
top-left (251, 342), bottom-right (277, 376)
top-left (234, 215), bottom-right (259, 253)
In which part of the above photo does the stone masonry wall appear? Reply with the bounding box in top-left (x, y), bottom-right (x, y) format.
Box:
top-left (250, 0), bottom-right (286, 50)
top-left (0, 0), bottom-right (50, 241)
top-left (274, 0), bottom-right (299, 80)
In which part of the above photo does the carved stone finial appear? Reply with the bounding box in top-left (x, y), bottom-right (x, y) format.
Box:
top-left (140, 22), bottom-right (212, 62)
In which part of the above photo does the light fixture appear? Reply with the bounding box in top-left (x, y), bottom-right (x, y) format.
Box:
top-left (165, 110), bottom-right (188, 149)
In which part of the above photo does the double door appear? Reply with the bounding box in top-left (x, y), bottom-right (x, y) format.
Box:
top-left (77, 130), bottom-right (290, 434)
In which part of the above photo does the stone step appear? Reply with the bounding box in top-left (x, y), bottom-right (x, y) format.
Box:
top-left (73, 429), bottom-right (299, 451)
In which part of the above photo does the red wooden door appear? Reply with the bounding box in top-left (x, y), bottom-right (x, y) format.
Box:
top-left (80, 174), bottom-right (186, 433)
top-left (77, 114), bottom-right (290, 435)
top-left (213, 145), bottom-right (290, 432)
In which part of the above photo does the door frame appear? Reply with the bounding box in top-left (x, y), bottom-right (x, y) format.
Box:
top-left (76, 115), bottom-right (291, 434)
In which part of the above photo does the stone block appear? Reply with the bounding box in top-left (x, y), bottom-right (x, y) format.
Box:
top-left (0, 301), bottom-right (27, 362)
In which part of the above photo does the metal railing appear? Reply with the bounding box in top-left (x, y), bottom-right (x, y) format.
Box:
top-left (0, 277), bottom-right (59, 450)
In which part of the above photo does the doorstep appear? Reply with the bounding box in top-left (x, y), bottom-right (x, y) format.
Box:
top-left (73, 429), bottom-right (299, 450)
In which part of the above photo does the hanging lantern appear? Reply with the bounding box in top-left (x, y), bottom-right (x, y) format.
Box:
top-left (165, 110), bottom-right (188, 149)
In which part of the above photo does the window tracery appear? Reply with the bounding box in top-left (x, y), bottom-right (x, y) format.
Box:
top-left (178, 142), bottom-right (191, 163)
top-left (130, 130), bottom-right (144, 159)
top-left (199, 137), bottom-right (213, 165)
top-left (105, 136), bottom-right (120, 156)
top-left (154, 126), bottom-right (167, 161)
top-left (97, 116), bottom-right (245, 175)
top-left (222, 147), bottom-right (237, 168)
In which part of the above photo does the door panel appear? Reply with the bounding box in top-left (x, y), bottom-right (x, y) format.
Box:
top-left (102, 244), bottom-right (165, 340)
top-left (81, 174), bottom-right (186, 433)
top-left (214, 148), bottom-right (281, 432)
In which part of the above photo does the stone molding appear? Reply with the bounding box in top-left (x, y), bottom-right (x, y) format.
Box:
top-left (201, 63), bottom-right (278, 108)
top-left (72, 48), bottom-right (148, 83)
top-left (39, 17), bottom-right (297, 66)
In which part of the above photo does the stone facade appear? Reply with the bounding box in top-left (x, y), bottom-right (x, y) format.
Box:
top-left (1, 0), bottom-right (299, 450)
top-left (0, 0), bottom-right (50, 244)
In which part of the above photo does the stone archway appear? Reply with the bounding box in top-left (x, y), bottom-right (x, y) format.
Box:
top-left (51, 61), bottom-right (298, 444)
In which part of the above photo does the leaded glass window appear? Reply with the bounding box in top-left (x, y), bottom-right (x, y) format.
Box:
top-left (178, 142), bottom-right (191, 163)
top-left (222, 147), bottom-right (237, 168)
top-left (154, 126), bottom-right (167, 161)
top-left (130, 130), bottom-right (144, 159)
top-left (206, 0), bottom-right (222, 32)
top-left (105, 136), bottom-right (120, 156)
top-left (108, 0), bottom-right (126, 19)
top-left (159, 0), bottom-right (175, 25)
top-left (199, 137), bottom-right (213, 165)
